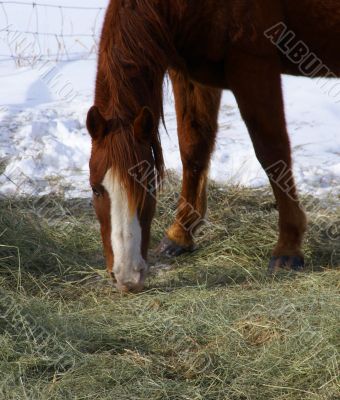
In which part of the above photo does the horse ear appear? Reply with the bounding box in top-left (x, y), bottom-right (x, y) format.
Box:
top-left (133, 107), bottom-right (155, 143)
top-left (86, 106), bottom-right (109, 141)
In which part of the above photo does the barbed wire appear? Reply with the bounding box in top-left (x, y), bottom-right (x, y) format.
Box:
top-left (0, 1), bottom-right (104, 64)
top-left (2, 28), bottom-right (98, 38)
top-left (0, 1), bottom-right (105, 10)
top-left (0, 53), bottom-right (97, 63)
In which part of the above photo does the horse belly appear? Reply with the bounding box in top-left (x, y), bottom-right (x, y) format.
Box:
top-left (282, 0), bottom-right (340, 75)
top-left (185, 58), bottom-right (228, 88)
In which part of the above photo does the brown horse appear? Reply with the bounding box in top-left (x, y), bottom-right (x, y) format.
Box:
top-left (87, 0), bottom-right (340, 292)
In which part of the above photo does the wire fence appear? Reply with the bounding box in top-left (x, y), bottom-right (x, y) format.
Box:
top-left (0, 1), bottom-right (106, 10)
top-left (0, 1), bottom-right (106, 65)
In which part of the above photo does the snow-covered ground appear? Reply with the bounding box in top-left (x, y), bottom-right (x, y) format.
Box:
top-left (1, 0), bottom-right (339, 198)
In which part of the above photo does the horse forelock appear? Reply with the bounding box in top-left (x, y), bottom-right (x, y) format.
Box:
top-left (102, 125), bottom-right (164, 212)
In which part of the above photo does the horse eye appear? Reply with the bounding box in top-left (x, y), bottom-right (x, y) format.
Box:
top-left (92, 187), bottom-right (101, 197)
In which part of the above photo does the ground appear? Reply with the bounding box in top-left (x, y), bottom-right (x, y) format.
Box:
top-left (0, 179), bottom-right (339, 399)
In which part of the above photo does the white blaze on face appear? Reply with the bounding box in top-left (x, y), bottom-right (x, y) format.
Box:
top-left (102, 168), bottom-right (146, 288)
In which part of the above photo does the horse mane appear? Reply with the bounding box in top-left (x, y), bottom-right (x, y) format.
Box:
top-left (95, 0), bottom-right (176, 209)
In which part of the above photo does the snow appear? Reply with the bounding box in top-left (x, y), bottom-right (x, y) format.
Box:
top-left (0, 0), bottom-right (339, 199)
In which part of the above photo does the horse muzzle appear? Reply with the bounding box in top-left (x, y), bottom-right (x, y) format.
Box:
top-left (113, 259), bottom-right (147, 293)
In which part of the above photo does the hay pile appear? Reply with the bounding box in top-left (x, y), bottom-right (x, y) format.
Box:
top-left (0, 177), bottom-right (339, 399)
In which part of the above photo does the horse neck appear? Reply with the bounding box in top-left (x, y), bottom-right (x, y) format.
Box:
top-left (94, 0), bottom-right (173, 122)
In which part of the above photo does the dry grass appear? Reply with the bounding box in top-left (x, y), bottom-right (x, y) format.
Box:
top-left (0, 176), bottom-right (339, 399)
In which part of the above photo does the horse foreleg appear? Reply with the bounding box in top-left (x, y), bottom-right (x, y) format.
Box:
top-left (228, 51), bottom-right (307, 272)
top-left (157, 71), bottom-right (222, 257)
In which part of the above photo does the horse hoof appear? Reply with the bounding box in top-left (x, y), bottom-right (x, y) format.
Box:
top-left (268, 255), bottom-right (305, 274)
top-left (156, 236), bottom-right (196, 258)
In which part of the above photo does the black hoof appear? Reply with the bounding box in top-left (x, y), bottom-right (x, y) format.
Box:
top-left (156, 236), bottom-right (196, 258)
top-left (268, 255), bottom-right (305, 274)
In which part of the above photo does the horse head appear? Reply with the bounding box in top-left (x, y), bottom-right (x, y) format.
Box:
top-left (87, 105), bottom-right (163, 292)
